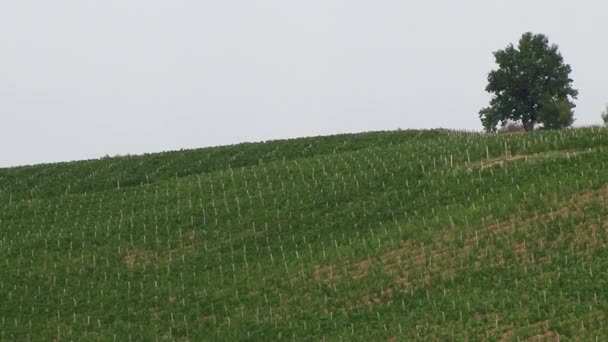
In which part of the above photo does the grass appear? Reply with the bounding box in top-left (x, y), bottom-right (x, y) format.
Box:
top-left (1, 127), bottom-right (608, 340)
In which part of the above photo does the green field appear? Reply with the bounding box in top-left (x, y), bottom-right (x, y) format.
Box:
top-left (2, 128), bottom-right (608, 340)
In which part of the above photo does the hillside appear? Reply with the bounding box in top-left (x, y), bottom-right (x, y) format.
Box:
top-left (1, 128), bottom-right (608, 340)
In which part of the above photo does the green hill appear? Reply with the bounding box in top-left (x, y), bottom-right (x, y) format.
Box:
top-left (1, 128), bottom-right (608, 340)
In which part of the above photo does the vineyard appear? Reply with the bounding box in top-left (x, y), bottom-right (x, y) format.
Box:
top-left (2, 128), bottom-right (608, 340)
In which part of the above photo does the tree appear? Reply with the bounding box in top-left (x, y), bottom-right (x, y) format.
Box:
top-left (602, 104), bottom-right (608, 127)
top-left (479, 33), bottom-right (578, 132)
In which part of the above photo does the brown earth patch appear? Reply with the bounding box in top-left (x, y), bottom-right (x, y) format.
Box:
top-left (353, 258), bottom-right (371, 279)
top-left (523, 320), bottom-right (558, 341)
top-left (472, 148), bottom-right (598, 173)
top-left (124, 248), bottom-right (152, 269)
top-left (525, 330), bottom-right (558, 341)
top-left (347, 187), bottom-right (608, 294)
top-left (363, 287), bottom-right (394, 306)
top-left (314, 264), bottom-right (337, 283)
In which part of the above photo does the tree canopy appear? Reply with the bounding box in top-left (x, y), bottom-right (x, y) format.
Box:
top-left (479, 33), bottom-right (578, 132)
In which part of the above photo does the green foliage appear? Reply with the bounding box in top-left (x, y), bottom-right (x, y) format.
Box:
top-left (479, 106), bottom-right (500, 133)
top-left (2, 128), bottom-right (608, 339)
top-left (480, 32), bottom-right (578, 132)
top-left (539, 97), bottom-right (575, 129)
top-left (602, 104), bottom-right (608, 127)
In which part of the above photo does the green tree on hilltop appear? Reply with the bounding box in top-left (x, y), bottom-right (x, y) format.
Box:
top-left (480, 32), bottom-right (578, 132)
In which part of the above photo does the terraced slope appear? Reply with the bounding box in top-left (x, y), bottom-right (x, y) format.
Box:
top-left (1, 128), bottom-right (608, 340)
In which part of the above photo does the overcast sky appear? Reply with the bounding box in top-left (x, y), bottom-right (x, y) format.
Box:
top-left (1, 1), bottom-right (607, 167)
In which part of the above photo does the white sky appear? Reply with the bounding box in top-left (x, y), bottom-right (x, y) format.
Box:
top-left (1, 0), bottom-right (607, 167)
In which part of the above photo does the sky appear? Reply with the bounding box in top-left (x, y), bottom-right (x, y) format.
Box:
top-left (1, 0), bottom-right (607, 167)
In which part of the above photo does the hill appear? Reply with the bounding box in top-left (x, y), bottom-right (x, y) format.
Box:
top-left (1, 128), bottom-right (608, 340)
